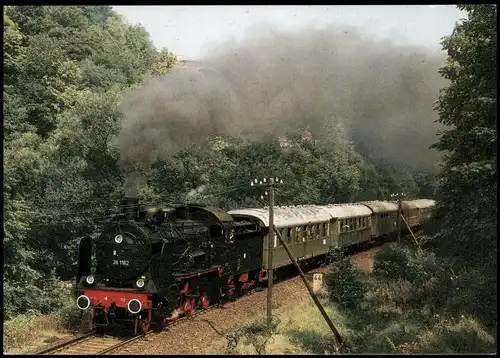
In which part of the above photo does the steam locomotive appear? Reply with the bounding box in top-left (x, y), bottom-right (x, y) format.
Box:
top-left (75, 197), bottom-right (435, 335)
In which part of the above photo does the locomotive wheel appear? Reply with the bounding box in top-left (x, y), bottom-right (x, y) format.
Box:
top-left (227, 277), bottom-right (236, 300)
top-left (134, 317), bottom-right (139, 336)
top-left (200, 294), bottom-right (210, 309)
top-left (182, 298), bottom-right (196, 316)
top-left (188, 298), bottom-right (196, 315)
top-left (142, 319), bottom-right (150, 334)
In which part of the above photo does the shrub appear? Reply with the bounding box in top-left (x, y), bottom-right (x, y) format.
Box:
top-left (411, 315), bottom-right (496, 353)
top-left (444, 270), bottom-right (497, 331)
top-left (373, 245), bottom-right (412, 281)
top-left (373, 245), bottom-right (443, 286)
top-left (326, 253), bottom-right (367, 311)
top-left (3, 274), bottom-right (70, 320)
top-left (225, 317), bottom-right (281, 355)
top-left (3, 297), bottom-right (82, 353)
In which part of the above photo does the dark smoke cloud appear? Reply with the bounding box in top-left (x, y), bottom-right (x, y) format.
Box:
top-left (117, 24), bottom-right (447, 195)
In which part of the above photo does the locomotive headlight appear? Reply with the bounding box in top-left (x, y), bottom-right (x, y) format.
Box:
top-left (76, 295), bottom-right (91, 310)
top-left (85, 275), bottom-right (95, 285)
top-left (127, 299), bottom-right (142, 314)
top-left (136, 277), bottom-right (146, 288)
top-left (114, 235), bottom-right (123, 244)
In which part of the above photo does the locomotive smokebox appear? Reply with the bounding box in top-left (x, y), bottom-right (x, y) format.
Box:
top-left (122, 197), bottom-right (139, 220)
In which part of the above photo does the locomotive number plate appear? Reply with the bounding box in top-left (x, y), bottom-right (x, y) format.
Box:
top-left (113, 260), bottom-right (130, 266)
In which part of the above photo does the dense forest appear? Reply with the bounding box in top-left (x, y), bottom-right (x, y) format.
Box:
top-left (3, 5), bottom-right (495, 344)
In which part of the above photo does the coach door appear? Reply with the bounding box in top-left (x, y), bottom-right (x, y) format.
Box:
top-left (330, 218), bottom-right (339, 248)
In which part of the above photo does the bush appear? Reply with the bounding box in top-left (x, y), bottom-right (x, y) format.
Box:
top-left (444, 270), bottom-right (497, 331)
top-left (410, 315), bottom-right (496, 354)
top-left (326, 252), bottom-right (367, 311)
top-left (3, 298), bottom-right (82, 353)
top-left (373, 245), bottom-right (442, 286)
top-left (3, 274), bottom-right (71, 320)
top-left (225, 317), bottom-right (281, 354)
top-left (373, 245), bottom-right (412, 281)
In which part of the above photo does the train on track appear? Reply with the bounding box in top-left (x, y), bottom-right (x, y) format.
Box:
top-left (75, 197), bottom-right (435, 335)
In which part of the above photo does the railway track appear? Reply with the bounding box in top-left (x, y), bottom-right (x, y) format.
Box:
top-left (34, 304), bottom-right (221, 355)
top-left (34, 331), bottom-right (132, 355)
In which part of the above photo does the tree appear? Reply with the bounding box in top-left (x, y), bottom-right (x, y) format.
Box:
top-left (3, 5), bottom-right (178, 317)
top-left (430, 5), bottom-right (496, 327)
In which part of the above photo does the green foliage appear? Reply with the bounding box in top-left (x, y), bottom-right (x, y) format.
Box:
top-left (326, 251), bottom-right (367, 311)
top-left (372, 245), bottom-right (441, 285)
top-left (3, 273), bottom-right (70, 320)
top-left (410, 315), bottom-right (496, 354)
top-left (429, 5), bottom-right (497, 330)
top-left (3, 5), bottom-right (176, 318)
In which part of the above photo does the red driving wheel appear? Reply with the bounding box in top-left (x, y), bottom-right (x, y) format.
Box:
top-left (183, 299), bottom-right (196, 315)
top-left (201, 294), bottom-right (210, 308)
top-left (142, 319), bottom-right (150, 334)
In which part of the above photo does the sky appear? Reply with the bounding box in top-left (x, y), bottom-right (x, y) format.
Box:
top-left (113, 5), bottom-right (467, 60)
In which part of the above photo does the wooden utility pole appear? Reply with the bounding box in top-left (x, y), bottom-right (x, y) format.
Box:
top-left (391, 192), bottom-right (404, 243)
top-left (397, 196), bottom-right (402, 242)
top-left (251, 177), bottom-right (283, 325)
top-left (267, 178), bottom-right (275, 325)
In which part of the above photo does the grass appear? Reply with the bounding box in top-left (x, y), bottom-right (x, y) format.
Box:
top-left (219, 290), bottom-right (350, 355)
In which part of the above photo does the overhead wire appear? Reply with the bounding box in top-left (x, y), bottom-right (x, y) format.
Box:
top-left (26, 180), bottom-right (270, 227)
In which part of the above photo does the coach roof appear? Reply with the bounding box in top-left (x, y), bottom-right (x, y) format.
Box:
top-left (360, 201), bottom-right (399, 213)
top-left (318, 204), bottom-right (373, 218)
top-left (228, 205), bottom-right (332, 227)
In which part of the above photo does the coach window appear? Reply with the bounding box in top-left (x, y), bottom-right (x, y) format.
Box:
top-left (303, 225), bottom-right (308, 241)
top-left (296, 227), bottom-right (301, 243)
top-left (324, 223), bottom-right (329, 236)
top-left (287, 228), bottom-right (293, 244)
top-left (310, 225), bottom-right (316, 240)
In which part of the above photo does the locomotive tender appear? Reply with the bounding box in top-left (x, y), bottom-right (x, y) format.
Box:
top-left (75, 197), bottom-right (435, 335)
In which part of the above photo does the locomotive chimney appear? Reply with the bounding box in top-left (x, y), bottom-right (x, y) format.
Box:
top-left (121, 197), bottom-right (139, 220)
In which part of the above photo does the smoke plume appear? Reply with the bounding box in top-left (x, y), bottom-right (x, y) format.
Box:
top-left (117, 24), bottom-right (447, 195)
